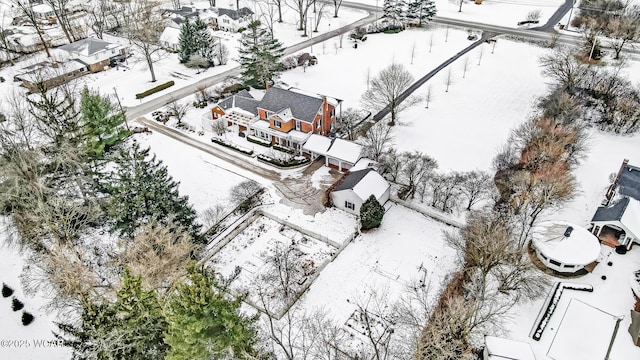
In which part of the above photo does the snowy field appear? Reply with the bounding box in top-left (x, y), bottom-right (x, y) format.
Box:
top-left (290, 204), bottom-right (459, 324)
top-left (0, 225), bottom-right (72, 360)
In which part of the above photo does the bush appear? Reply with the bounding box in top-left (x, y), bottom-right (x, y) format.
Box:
top-left (2, 284), bottom-right (13, 298)
top-left (273, 144), bottom-right (296, 154)
top-left (22, 312), bottom-right (34, 326)
top-left (247, 135), bottom-right (272, 147)
top-left (237, 27), bottom-right (246, 33)
top-left (221, 83), bottom-right (248, 95)
top-left (257, 154), bottom-right (309, 167)
top-left (12, 298), bottom-right (24, 311)
top-left (211, 137), bottom-right (254, 155)
top-left (360, 195), bottom-right (384, 230)
top-left (135, 81), bottom-right (175, 99)
top-left (0, 76), bottom-right (5, 82)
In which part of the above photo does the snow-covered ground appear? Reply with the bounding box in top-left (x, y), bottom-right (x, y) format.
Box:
top-left (2, 0), bottom-right (640, 357)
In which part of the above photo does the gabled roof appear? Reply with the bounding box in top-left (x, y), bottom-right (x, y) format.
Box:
top-left (302, 134), bottom-right (332, 154)
top-left (592, 197), bottom-right (629, 222)
top-left (217, 7), bottom-right (253, 20)
top-left (326, 138), bottom-right (362, 165)
top-left (334, 168), bottom-right (389, 202)
top-left (160, 26), bottom-right (181, 45)
top-left (216, 90), bottom-right (259, 115)
top-left (58, 38), bottom-right (119, 57)
top-left (259, 87), bottom-right (324, 123)
top-left (617, 163), bottom-right (640, 201)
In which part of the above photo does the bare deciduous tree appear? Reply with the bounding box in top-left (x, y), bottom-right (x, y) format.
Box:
top-left (361, 63), bottom-right (419, 126)
top-left (443, 68), bottom-right (454, 92)
top-left (124, 0), bottom-right (165, 82)
top-left (166, 98), bottom-right (190, 123)
top-left (539, 47), bottom-right (588, 91)
top-left (459, 170), bottom-right (494, 211)
top-left (11, 0), bottom-right (51, 57)
top-left (461, 56), bottom-right (470, 78)
top-left (336, 108), bottom-right (361, 140)
top-left (117, 222), bottom-right (198, 293)
top-left (287, 0), bottom-right (315, 34)
top-left (398, 151), bottom-right (438, 199)
top-left (359, 122), bottom-right (394, 162)
top-left (230, 180), bottom-right (263, 211)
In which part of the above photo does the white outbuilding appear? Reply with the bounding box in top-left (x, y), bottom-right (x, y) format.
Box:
top-left (532, 221), bottom-right (601, 274)
top-left (483, 336), bottom-right (535, 360)
top-left (330, 168), bottom-right (390, 215)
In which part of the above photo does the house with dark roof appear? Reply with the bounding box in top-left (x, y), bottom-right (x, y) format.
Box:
top-left (590, 159), bottom-right (640, 249)
top-left (330, 168), bottom-right (390, 215)
top-left (210, 86), bottom-right (342, 153)
top-left (215, 7), bottom-right (253, 31)
top-left (58, 38), bottom-right (127, 72)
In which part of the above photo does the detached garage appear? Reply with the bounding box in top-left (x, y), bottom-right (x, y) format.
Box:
top-left (331, 168), bottom-right (390, 215)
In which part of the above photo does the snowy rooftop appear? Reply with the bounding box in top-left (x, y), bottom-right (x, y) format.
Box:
top-left (58, 38), bottom-right (121, 57)
top-left (326, 138), bottom-right (362, 165)
top-left (302, 134), bottom-right (332, 154)
top-left (351, 170), bottom-right (389, 202)
top-left (532, 221), bottom-right (600, 265)
top-left (31, 3), bottom-right (53, 13)
top-left (160, 26), bottom-right (181, 45)
top-left (547, 298), bottom-right (620, 360)
top-left (621, 198), bottom-right (640, 240)
top-left (484, 336), bottom-right (536, 360)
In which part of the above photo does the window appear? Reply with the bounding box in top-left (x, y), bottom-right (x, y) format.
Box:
top-left (549, 259), bottom-right (562, 267)
top-left (563, 264), bottom-right (576, 269)
top-left (330, 108), bottom-right (335, 118)
top-left (274, 120), bottom-right (282, 128)
top-left (295, 121), bottom-right (301, 131)
top-left (345, 201), bottom-right (355, 210)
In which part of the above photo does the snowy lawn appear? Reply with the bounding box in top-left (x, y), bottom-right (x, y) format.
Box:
top-left (0, 226), bottom-right (71, 360)
top-left (132, 130), bottom-right (255, 225)
top-left (289, 204), bottom-right (459, 325)
top-left (282, 27), bottom-right (552, 172)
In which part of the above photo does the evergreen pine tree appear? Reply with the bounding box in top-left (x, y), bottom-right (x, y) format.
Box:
top-left (382, 0), bottom-right (396, 20)
top-left (238, 20), bottom-right (285, 88)
top-left (407, 0), bottom-right (436, 26)
top-left (395, 0), bottom-right (408, 26)
top-left (164, 264), bottom-right (260, 359)
top-left (79, 88), bottom-right (130, 159)
top-left (178, 19), bottom-right (195, 63)
top-left (360, 195), bottom-right (385, 230)
top-left (104, 142), bottom-right (202, 242)
top-left (56, 270), bottom-right (168, 359)
top-left (192, 18), bottom-right (216, 64)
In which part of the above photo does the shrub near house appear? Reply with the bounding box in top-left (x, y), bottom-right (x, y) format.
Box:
top-left (360, 195), bottom-right (385, 230)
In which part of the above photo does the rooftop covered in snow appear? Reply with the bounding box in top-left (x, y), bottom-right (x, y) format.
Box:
top-left (532, 221), bottom-right (600, 266)
top-left (547, 298), bottom-right (621, 360)
top-left (484, 336), bottom-right (536, 360)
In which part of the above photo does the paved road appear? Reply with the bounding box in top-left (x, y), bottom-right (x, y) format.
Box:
top-left (124, 12), bottom-right (377, 120)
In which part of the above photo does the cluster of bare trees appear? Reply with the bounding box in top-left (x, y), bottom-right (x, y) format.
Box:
top-left (571, 0), bottom-right (640, 60)
top-left (258, 280), bottom-right (435, 360)
top-left (540, 47), bottom-right (640, 133)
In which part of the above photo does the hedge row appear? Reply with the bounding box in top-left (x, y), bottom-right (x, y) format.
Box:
top-left (247, 135), bottom-right (272, 147)
top-left (257, 154), bottom-right (309, 168)
top-left (211, 137), bottom-right (254, 156)
top-left (135, 81), bottom-right (175, 99)
top-left (273, 144), bottom-right (296, 154)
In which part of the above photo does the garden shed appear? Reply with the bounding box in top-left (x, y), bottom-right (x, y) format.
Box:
top-left (330, 168), bottom-right (389, 215)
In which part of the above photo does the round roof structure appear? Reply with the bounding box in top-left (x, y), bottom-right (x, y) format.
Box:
top-left (532, 221), bottom-right (600, 265)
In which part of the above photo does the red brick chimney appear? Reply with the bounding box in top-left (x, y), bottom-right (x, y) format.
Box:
top-left (322, 96), bottom-right (328, 136)
top-left (604, 158), bottom-right (629, 205)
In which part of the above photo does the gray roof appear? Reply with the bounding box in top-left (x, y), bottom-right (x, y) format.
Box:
top-left (218, 7), bottom-right (253, 20)
top-left (592, 197), bottom-right (629, 222)
top-left (58, 38), bottom-right (115, 56)
top-left (334, 169), bottom-right (374, 192)
top-left (259, 87), bottom-right (323, 123)
top-left (617, 164), bottom-right (640, 201)
top-left (217, 90), bottom-right (259, 115)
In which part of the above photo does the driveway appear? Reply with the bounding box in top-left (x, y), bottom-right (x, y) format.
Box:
top-left (138, 117), bottom-right (342, 215)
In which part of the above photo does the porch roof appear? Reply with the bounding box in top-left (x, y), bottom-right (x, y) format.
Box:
top-left (221, 110), bottom-right (256, 126)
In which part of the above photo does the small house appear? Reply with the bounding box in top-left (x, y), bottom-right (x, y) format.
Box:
top-left (58, 38), bottom-right (127, 72)
top-left (590, 159), bottom-right (640, 250)
top-left (331, 168), bottom-right (390, 215)
top-left (215, 7), bottom-right (253, 32)
top-left (160, 26), bottom-right (181, 51)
